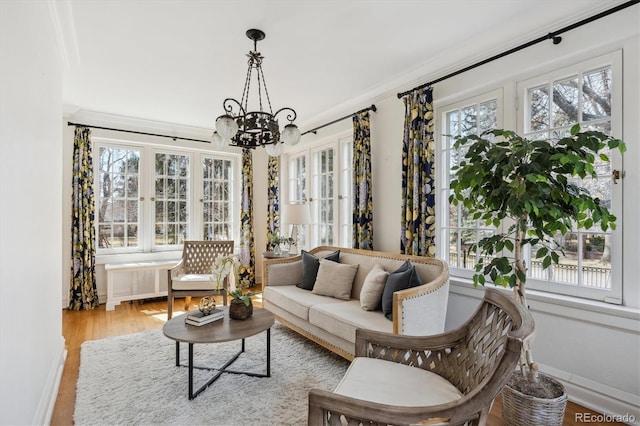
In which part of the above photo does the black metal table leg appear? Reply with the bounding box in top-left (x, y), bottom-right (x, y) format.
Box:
top-left (179, 327), bottom-right (273, 400)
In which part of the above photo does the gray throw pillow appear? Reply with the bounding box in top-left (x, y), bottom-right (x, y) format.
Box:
top-left (296, 250), bottom-right (340, 290)
top-left (381, 260), bottom-right (422, 320)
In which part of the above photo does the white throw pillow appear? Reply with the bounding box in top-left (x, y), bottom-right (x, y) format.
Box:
top-left (359, 263), bottom-right (389, 311)
top-left (312, 259), bottom-right (359, 300)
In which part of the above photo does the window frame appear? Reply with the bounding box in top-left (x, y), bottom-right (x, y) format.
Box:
top-left (436, 51), bottom-right (623, 304)
top-left (284, 131), bottom-right (353, 250)
top-left (436, 88), bottom-right (504, 281)
top-left (94, 137), bottom-right (241, 257)
top-left (515, 51), bottom-right (623, 303)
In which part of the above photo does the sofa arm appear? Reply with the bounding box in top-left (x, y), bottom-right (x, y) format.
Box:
top-left (392, 275), bottom-right (449, 335)
top-left (262, 256), bottom-right (303, 289)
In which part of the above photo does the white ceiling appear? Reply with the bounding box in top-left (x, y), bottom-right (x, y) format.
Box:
top-left (58, 0), bottom-right (627, 133)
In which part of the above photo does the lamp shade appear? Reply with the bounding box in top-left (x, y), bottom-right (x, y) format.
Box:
top-left (265, 143), bottom-right (283, 157)
top-left (284, 203), bottom-right (310, 225)
top-left (216, 115), bottom-right (239, 140)
top-left (282, 123), bottom-right (301, 146)
top-left (211, 131), bottom-right (225, 149)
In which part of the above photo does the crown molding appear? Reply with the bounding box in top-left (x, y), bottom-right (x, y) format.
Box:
top-left (47, 0), bottom-right (80, 71)
top-left (66, 108), bottom-right (214, 141)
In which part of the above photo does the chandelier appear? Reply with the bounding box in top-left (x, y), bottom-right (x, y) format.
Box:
top-left (212, 29), bottom-right (301, 156)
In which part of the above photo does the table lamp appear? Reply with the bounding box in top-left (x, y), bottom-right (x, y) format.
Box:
top-left (284, 203), bottom-right (310, 255)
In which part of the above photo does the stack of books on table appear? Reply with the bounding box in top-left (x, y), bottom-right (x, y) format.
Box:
top-left (185, 308), bottom-right (224, 326)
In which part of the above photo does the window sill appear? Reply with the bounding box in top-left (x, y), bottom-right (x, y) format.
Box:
top-left (449, 277), bottom-right (640, 333)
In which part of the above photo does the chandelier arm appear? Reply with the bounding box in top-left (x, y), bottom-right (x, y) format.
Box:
top-left (222, 98), bottom-right (247, 117)
top-left (273, 107), bottom-right (298, 123)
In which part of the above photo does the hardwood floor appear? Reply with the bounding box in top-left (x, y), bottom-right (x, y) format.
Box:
top-left (51, 294), bottom-right (620, 425)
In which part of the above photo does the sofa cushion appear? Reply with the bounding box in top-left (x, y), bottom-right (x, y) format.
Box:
top-left (359, 263), bottom-right (389, 311)
top-left (334, 357), bottom-right (462, 407)
top-left (381, 261), bottom-right (422, 320)
top-left (263, 285), bottom-right (344, 321)
top-left (309, 300), bottom-right (392, 343)
top-left (296, 250), bottom-right (340, 290)
top-left (312, 259), bottom-right (359, 300)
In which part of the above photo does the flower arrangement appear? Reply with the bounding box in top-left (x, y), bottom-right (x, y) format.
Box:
top-left (211, 254), bottom-right (260, 307)
top-left (269, 233), bottom-right (294, 245)
top-left (210, 254), bottom-right (236, 290)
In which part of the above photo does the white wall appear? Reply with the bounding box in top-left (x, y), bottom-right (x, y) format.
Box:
top-left (0, 2), bottom-right (66, 425)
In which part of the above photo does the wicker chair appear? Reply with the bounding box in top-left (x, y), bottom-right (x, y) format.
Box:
top-left (308, 288), bottom-right (535, 426)
top-left (167, 240), bottom-right (234, 319)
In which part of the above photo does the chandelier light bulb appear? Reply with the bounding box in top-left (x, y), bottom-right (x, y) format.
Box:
top-left (265, 143), bottom-right (283, 157)
top-left (282, 123), bottom-right (301, 146)
top-left (216, 115), bottom-right (239, 140)
top-left (211, 131), bottom-right (225, 149)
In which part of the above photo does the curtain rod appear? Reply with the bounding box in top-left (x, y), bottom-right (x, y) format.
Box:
top-left (67, 121), bottom-right (211, 144)
top-left (397, 0), bottom-right (639, 99)
top-left (301, 104), bottom-right (377, 136)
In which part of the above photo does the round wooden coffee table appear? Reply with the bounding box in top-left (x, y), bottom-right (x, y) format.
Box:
top-left (163, 306), bottom-right (275, 399)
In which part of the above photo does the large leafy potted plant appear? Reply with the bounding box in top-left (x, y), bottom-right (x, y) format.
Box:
top-left (449, 125), bottom-right (625, 425)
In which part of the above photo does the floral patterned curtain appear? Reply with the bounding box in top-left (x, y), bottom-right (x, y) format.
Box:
top-left (401, 88), bottom-right (436, 257)
top-left (352, 111), bottom-right (373, 250)
top-left (238, 148), bottom-right (256, 287)
top-left (266, 155), bottom-right (280, 251)
top-left (69, 127), bottom-right (99, 310)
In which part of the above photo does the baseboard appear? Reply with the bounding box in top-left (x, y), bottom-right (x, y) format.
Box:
top-left (539, 363), bottom-right (640, 426)
top-left (33, 335), bottom-right (67, 426)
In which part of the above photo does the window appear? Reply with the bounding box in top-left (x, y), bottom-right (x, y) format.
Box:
top-left (288, 154), bottom-right (306, 204)
top-left (286, 135), bottom-right (353, 249)
top-left (439, 91), bottom-right (502, 276)
top-left (517, 52), bottom-right (622, 302)
top-left (96, 145), bottom-right (142, 250)
top-left (201, 156), bottom-right (235, 241)
top-left (153, 152), bottom-right (190, 248)
top-left (438, 52), bottom-right (623, 303)
top-left (287, 153), bottom-right (308, 248)
top-left (95, 140), bottom-right (239, 255)
top-left (311, 146), bottom-right (335, 246)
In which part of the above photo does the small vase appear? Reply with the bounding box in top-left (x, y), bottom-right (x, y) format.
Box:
top-left (229, 300), bottom-right (253, 320)
top-left (273, 244), bottom-right (282, 256)
top-left (198, 296), bottom-right (216, 315)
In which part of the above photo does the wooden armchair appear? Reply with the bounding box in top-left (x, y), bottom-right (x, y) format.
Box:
top-left (308, 288), bottom-right (535, 426)
top-left (167, 240), bottom-right (234, 319)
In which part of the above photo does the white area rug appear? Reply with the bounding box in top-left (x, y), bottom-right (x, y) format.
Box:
top-left (74, 322), bottom-right (349, 425)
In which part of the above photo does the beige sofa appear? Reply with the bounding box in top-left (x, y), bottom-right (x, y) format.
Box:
top-left (262, 246), bottom-right (449, 360)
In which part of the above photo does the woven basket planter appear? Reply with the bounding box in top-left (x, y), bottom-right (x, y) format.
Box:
top-left (502, 372), bottom-right (568, 426)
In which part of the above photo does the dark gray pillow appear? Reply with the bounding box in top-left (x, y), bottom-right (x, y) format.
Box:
top-left (296, 250), bottom-right (340, 290)
top-left (381, 261), bottom-right (422, 320)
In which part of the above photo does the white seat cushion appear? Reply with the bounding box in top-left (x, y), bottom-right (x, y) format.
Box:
top-left (334, 357), bottom-right (462, 407)
top-left (309, 300), bottom-right (392, 343)
top-left (263, 285), bottom-right (344, 320)
top-left (172, 274), bottom-right (216, 290)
